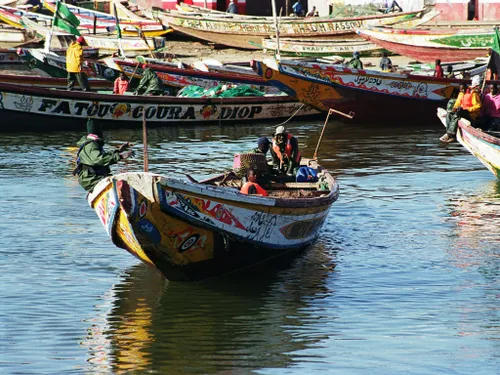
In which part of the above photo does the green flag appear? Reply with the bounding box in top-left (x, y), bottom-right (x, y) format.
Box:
top-left (53, 1), bottom-right (81, 36)
top-left (489, 28), bottom-right (500, 78)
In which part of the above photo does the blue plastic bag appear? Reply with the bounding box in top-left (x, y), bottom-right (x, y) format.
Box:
top-left (296, 166), bottom-right (318, 182)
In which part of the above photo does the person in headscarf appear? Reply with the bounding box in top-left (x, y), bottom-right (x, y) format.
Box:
top-left (270, 125), bottom-right (301, 176)
top-left (440, 75), bottom-right (482, 143)
top-left (134, 64), bottom-right (165, 96)
top-left (73, 119), bottom-right (134, 191)
top-left (347, 51), bottom-right (363, 70)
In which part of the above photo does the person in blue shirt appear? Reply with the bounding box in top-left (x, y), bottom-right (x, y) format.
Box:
top-left (226, 0), bottom-right (237, 14)
top-left (292, 0), bottom-right (304, 17)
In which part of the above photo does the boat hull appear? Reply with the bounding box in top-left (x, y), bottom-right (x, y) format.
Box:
top-left (437, 107), bottom-right (500, 178)
top-left (88, 172), bottom-right (338, 281)
top-left (253, 59), bottom-right (476, 123)
top-left (0, 81), bottom-right (320, 131)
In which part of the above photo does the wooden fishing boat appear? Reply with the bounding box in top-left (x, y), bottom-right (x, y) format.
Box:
top-left (87, 160), bottom-right (339, 281)
top-left (357, 26), bottom-right (494, 63)
top-left (252, 58), bottom-right (490, 123)
top-left (20, 16), bottom-right (156, 55)
top-left (1, 46), bottom-right (99, 64)
top-left (0, 72), bottom-right (112, 89)
top-left (43, 0), bottom-right (170, 37)
top-left (0, 81), bottom-right (320, 131)
top-left (262, 38), bottom-right (384, 58)
top-left (437, 107), bottom-right (500, 179)
top-left (107, 57), bottom-right (282, 94)
top-left (0, 23), bottom-right (28, 43)
top-left (149, 7), bottom-right (427, 50)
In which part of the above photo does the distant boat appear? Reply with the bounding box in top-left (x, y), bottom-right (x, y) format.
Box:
top-left (149, 6), bottom-right (429, 50)
top-left (87, 160), bottom-right (339, 281)
top-left (252, 58), bottom-right (490, 123)
top-left (0, 81), bottom-right (320, 131)
top-left (437, 107), bottom-right (500, 179)
top-left (357, 26), bottom-right (494, 62)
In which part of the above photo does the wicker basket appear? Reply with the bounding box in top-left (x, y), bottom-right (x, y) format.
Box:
top-left (232, 153), bottom-right (268, 177)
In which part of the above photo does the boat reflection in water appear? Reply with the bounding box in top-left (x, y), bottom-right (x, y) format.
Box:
top-left (81, 237), bottom-right (338, 374)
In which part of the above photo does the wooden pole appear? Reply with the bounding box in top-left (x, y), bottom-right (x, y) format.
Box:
top-left (313, 108), bottom-right (355, 160)
top-left (142, 111), bottom-right (149, 172)
top-left (481, 51), bottom-right (493, 94)
top-left (271, 0), bottom-right (280, 60)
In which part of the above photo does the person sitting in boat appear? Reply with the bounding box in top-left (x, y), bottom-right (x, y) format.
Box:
top-left (134, 65), bottom-right (165, 96)
top-left (271, 126), bottom-right (301, 176)
top-left (292, 0), bottom-right (305, 17)
top-left (73, 119), bottom-right (134, 192)
top-left (440, 76), bottom-right (482, 143)
top-left (66, 36), bottom-right (90, 92)
top-left (306, 6), bottom-right (316, 17)
top-left (479, 83), bottom-right (500, 131)
top-left (113, 73), bottom-right (129, 95)
top-left (347, 51), bottom-right (363, 70)
top-left (249, 137), bottom-right (271, 155)
top-left (444, 65), bottom-right (454, 78)
top-left (434, 59), bottom-right (444, 78)
top-left (240, 168), bottom-right (268, 196)
top-left (226, 0), bottom-right (237, 14)
top-left (486, 48), bottom-right (499, 81)
top-left (379, 52), bottom-right (393, 72)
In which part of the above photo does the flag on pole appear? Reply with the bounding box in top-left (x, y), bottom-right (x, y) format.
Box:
top-left (113, 4), bottom-right (122, 39)
top-left (53, 1), bottom-right (81, 36)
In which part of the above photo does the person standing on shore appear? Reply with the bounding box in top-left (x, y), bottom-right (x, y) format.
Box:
top-left (66, 36), bottom-right (89, 91)
top-left (226, 0), bottom-right (237, 14)
top-left (347, 51), bottom-right (363, 69)
top-left (379, 51), bottom-right (393, 72)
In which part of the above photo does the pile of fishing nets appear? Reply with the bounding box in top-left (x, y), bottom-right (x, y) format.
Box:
top-left (176, 84), bottom-right (265, 98)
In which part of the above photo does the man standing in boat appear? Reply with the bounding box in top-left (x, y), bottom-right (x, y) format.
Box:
top-left (271, 126), bottom-right (301, 176)
top-left (66, 36), bottom-right (89, 92)
top-left (73, 119), bottom-right (134, 192)
top-left (440, 76), bottom-right (482, 143)
top-left (134, 65), bottom-right (165, 96)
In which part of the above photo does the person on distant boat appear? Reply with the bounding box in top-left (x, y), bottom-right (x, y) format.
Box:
top-left (292, 0), bottom-right (304, 17)
top-left (347, 51), bottom-right (363, 70)
top-left (66, 36), bottom-right (89, 92)
top-left (444, 65), bottom-right (454, 78)
top-left (271, 125), bottom-right (301, 176)
top-left (486, 48), bottom-right (499, 81)
top-left (73, 119), bottom-right (134, 192)
top-left (479, 83), bottom-right (500, 131)
top-left (226, 0), bottom-right (237, 14)
top-left (113, 73), bottom-right (129, 95)
top-left (134, 65), bottom-right (165, 96)
top-left (240, 168), bottom-right (268, 196)
top-left (306, 6), bottom-right (316, 17)
top-left (434, 59), bottom-right (444, 78)
top-left (379, 51), bottom-right (393, 72)
top-left (440, 76), bottom-right (482, 143)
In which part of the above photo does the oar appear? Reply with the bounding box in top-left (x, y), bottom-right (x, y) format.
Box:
top-left (313, 108), bottom-right (355, 160)
top-left (128, 55), bottom-right (145, 83)
top-left (142, 111), bottom-right (149, 172)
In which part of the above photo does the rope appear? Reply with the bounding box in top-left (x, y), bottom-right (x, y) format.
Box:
top-left (275, 103), bottom-right (305, 127)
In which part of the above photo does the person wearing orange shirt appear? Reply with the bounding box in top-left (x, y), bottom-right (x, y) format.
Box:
top-left (440, 75), bottom-right (482, 143)
top-left (113, 73), bottom-right (129, 95)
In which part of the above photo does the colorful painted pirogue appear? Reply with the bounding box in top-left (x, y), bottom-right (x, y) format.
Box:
top-left (437, 108), bottom-right (500, 179)
top-left (87, 161), bottom-right (339, 281)
top-left (252, 58), bottom-right (490, 123)
top-left (151, 6), bottom-right (426, 49)
top-left (357, 26), bottom-right (494, 62)
top-left (0, 81), bottom-right (319, 131)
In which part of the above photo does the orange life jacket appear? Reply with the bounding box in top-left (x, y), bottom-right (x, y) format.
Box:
top-left (272, 134), bottom-right (301, 163)
top-left (240, 182), bottom-right (268, 196)
top-left (462, 90), bottom-right (474, 110)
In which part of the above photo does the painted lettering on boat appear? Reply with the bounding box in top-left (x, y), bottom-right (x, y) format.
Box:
top-left (247, 212), bottom-right (277, 242)
top-left (35, 99), bottom-right (265, 121)
top-left (354, 75), bottom-right (382, 86)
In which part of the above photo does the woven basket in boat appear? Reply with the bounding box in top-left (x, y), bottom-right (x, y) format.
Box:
top-left (232, 153), bottom-right (268, 177)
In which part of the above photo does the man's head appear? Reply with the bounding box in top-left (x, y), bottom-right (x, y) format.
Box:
top-left (353, 51), bottom-right (360, 58)
top-left (382, 51), bottom-right (388, 58)
top-left (490, 83), bottom-right (498, 95)
top-left (446, 65), bottom-right (453, 73)
top-left (76, 36), bottom-right (85, 44)
top-left (275, 125), bottom-right (286, 144)
top-left (459, 83), bottom-right (467, 93)
top-left (86, 118), bottom-right (103, 138)
top-left (247, 167), bottom-right (258, 183)
top-left (435, 59), bottom-right (441, 66)
top-left (257, 137), bottom-right (270, 154)
top-left (119, 72), bottom-right (127, 80)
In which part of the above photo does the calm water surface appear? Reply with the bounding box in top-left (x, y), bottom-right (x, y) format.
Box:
top-left (1, 120), bottom-right (499, 374)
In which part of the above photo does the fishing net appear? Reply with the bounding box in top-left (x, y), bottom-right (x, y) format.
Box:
top-left (177, 84), bottom-right (265, 98)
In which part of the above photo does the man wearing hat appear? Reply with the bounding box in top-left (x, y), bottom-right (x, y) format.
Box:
top-left (66, 36), bottom-right (89, 91)
top-left (271, 125), bottom-right (301, 176)
top-left (134, 64), bottom-right (165, 96)
top-left (249, 137), bottom-right (271, 155)
top-left (347, 51), bottom-right (363, 70)
top-left (73, 119), bottom-right (133, 192)
top-left (440, 75), bottom-right (482, 143)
